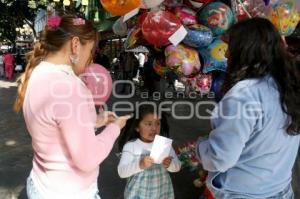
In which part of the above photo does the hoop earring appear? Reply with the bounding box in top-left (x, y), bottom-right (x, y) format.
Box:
top-left (70, 55), bottom-right (79, 65)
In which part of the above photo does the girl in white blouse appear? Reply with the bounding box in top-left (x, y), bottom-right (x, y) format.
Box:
top-left (118, 104), bottom-right (181, 199)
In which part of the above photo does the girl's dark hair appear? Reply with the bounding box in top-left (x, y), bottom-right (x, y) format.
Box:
top-left (221, 17), bottom-right (300, 135)
top-left (14, 14), bottom-right (98, 113)
top-left (118, 104), bottom-right (169, 151)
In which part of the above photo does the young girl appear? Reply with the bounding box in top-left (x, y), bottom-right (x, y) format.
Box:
top-left (118, 104), bottom-right (181, 199)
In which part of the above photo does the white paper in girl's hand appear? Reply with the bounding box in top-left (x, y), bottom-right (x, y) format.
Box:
top-left (150, 135), bottom-right (173, 164)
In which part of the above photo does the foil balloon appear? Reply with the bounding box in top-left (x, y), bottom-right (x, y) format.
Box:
top-left (165, 44), bottom-right (201, 77)
top-left (197, 2), bottom-right (234, 36)
top-left (81, 64), bottom-right (113, 105)
top-left (100, 0), bottom-right (141, 16)
top-left (183, 24), bottom-right (213, 48)
top-left (174, 6), bottom-right (197, 25)
top-left (181, 73), bottom-right (212, 94)
top-left (112, 17), bottom-right (128, 36)
top-left (153, 58), bottom-right (169, 77)
top-left (268, 1), bottom-right (300, 36)
top-left (233, 0), bottom-right (268, 21)
top-left (200, 39), bottom-right (228, 73)
top-left (142, 11), bottom-right (182, 46)
top-left (141, 0), bottom-right (164, 9)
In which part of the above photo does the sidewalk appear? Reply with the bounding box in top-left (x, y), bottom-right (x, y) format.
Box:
top-left (0, 78), bottom-right (211, 199)
top-left (0, 78), bottom-right (299, 199)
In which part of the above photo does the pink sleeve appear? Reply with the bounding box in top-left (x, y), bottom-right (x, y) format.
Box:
top-left (52, 77), bottom-right (120, 172)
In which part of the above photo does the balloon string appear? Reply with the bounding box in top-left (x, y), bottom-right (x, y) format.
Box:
top-left (237, 0), bottom-right (252, 18)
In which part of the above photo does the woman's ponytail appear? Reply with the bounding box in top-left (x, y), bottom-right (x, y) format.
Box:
top-left (14, 42), bottom-right (46, 112)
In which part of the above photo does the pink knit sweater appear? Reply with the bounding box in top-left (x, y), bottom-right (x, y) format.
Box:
top-left (23, 61), bottom-right (120, 195)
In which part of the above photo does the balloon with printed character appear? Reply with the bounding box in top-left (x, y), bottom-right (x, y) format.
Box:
top-left (267, 1), bottom-right (300, 36)
top-left (200, 39), bottom-right (228, 73)
top-left (197, 2), bottom-right (234, 36)
top-left (165, 44), bottom-right (201, 77)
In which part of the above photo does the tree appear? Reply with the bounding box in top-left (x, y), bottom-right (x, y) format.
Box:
top-left (0, 0), bottom-right (85, 45)
top-left (0, 0), bottom-right (48, 45)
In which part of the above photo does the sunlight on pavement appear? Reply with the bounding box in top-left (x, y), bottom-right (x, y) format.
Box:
top-left (5, 140), bottom-right (17, 146)
top-left (0, 80), bottom-right (18, 89)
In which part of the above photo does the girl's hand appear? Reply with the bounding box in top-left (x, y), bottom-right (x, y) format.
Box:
top-left (113, 115), bottom-right (132, 129)
top-left (139, 156), bottom-right (154, 170)
top-left (162, 156), bottom-right (173, 168)
top-left (96, 111), bottom-right (118, 128)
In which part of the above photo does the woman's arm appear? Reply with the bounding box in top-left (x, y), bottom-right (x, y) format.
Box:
top-left (52, 77), bottom-right (120, 172)
top-left (196, 88), bottom-right (261, 172)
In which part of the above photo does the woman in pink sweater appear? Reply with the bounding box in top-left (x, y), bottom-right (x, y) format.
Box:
top-left (14, 15), bottom-right (130, 199)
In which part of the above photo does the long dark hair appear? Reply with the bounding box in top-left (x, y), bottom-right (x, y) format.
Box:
top-left (221, 17), bottom-right (300, 135)
top-left (14, 14), bottom-right (97, 113)
top-left (118, 104), bottom-right (170, 151)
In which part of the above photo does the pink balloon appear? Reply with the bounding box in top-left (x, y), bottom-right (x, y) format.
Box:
top-left (81, 64), bottom-right (113, 106)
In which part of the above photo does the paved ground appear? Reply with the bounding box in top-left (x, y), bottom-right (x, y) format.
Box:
top-left (0, 78), bottom-right (299, 199)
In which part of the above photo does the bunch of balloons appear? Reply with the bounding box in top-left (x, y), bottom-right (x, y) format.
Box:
top-left (100, 0), bottom-right (300, 97)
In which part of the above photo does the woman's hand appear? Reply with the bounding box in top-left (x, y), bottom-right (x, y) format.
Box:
top-left (96, 111), bottom-right (117, 128)
top-left (162, 156), bottom-right (173, 168)
top-left (113, 115), bottom-right (132, 129)
top-left (139, 156), bottom-right (154, 170)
